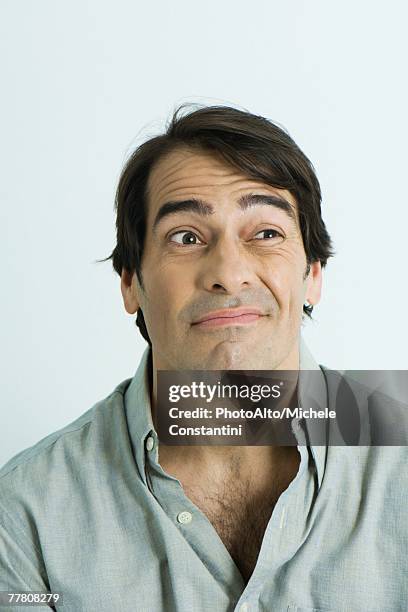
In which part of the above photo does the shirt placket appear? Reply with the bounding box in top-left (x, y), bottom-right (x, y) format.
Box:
top-left (233, 429), bottom-right (316, 612)
top-left (143, 431), bottom-right (246, 605)
top-left (142, 418), bottom-right (318, 612)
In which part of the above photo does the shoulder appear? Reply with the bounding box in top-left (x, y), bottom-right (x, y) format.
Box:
top-left (319, 366), bottom-right (408, 445)
top-left (0, 377), bottom-right (132, 492)
top-left (0, 377), bottom-right (135, 583)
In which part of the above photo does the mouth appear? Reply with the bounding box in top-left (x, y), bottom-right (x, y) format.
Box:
top-left (192, 307), bottom-right (266, 328)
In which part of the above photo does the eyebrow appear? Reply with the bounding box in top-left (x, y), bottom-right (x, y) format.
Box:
top-left (152, 193), bottom-right (297, 233)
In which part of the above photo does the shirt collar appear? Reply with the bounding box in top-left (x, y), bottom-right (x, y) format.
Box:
top-left (124, 346), bottom-right (155, 486)
top-left (298, 335), bottom-right (328, 488)
top-left (124, 336), bottom-right (328, 488)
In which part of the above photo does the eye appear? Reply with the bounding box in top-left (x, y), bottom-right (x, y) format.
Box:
top-left (168, 230), bottom-right (203, 245)
top-left (253, 229), bottom-right (283, 240)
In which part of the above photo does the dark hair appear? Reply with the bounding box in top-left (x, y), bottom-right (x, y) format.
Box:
top-left (98, 103), bottom-right (334, 344)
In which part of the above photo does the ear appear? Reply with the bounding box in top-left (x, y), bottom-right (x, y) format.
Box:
top-left (120, 269), bottom-right (140, 315)
top-left (305, 261), bottom-right (322, 306)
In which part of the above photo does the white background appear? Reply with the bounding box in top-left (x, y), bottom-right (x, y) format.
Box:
top-left (1, 0), bottom-right (407, 466)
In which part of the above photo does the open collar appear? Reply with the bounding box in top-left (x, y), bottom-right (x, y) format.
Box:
top-left (124, 336), bottom-right (328, 489)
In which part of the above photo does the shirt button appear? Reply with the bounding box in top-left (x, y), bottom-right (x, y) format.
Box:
top-left (145, 436), bottom-right (155, 451)
top-left (239, 603), bottom-right (250, 612)
top-left (177, 511), bottom-right (192, 524)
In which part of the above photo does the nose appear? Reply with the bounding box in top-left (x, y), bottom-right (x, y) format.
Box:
top-left (198, 235), bottom-right (255, 295)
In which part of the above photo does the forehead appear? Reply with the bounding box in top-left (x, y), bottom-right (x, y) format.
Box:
top-left (145, 146), bottom-right (298, 220)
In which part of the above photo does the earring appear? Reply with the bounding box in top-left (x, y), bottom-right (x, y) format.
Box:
top-left (304, 300), bottom-right (314, 313)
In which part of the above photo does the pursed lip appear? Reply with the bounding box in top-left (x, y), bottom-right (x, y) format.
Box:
top-left (192, 307), bottom-right (265, 325)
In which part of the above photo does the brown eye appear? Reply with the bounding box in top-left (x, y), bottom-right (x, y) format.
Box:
top-left (253, 229), bottom-right (283, 240)
top-left (169, 231), bottom-right (202, 245)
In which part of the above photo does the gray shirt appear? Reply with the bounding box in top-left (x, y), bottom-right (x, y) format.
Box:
top-left (0, 338), bottom-right (407, 611)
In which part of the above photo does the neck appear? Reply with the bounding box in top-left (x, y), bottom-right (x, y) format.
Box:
top-left (148, 344), bottom-right (301, 480)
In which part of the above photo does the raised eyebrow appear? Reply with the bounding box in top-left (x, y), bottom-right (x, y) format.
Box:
top-left (238, 193), bottom-right (297, 225)
top-left (152, 193), bottom-right (297, 233)
top-left (152, 199), bottom-right (214, 233)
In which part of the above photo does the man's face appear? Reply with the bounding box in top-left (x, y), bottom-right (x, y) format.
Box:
top-left (121, 147), bottom-right (321, 370)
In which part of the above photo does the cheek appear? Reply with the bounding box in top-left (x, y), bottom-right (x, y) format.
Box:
top-left (260, 252), bottom-right (306, 309)
top-left (141, 264), bottom-right (192, 327)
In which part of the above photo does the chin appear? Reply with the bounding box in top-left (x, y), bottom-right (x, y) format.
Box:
top-left (199, 342), bottom-right (272, 371)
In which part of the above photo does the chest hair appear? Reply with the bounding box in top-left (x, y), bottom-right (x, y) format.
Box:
top-left (182, 469), bottom-right (287, 583)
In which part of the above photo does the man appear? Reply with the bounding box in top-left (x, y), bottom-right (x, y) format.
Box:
top-left (1, 105), bottom-right (407, 611)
